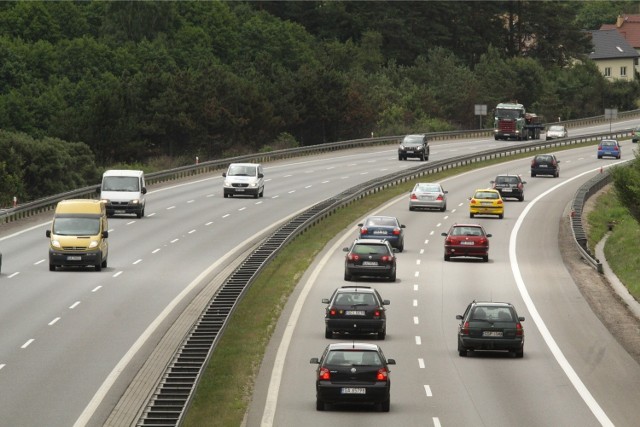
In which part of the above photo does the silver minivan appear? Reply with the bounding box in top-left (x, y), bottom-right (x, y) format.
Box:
top-left (222, 163), bottom-right (264, 198)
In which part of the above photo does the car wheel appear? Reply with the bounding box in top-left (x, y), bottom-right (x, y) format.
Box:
top-left (102, 258), bottom-right (108, 268)
top-left (398, 155), bottom-right (402, 161)
top-left (444, 254), bottom-right (450, 261)
top-left (458, 348), bottom-right (467, 357)
top-left (409, 206), bottom-right (414, 211)
top-left (316, 398), bottom-right (325, 411)
top-left (388, 270), bottom-right (396, 282)
top-left (378, 328), bottom-right (386, 340)
top-left (223, 193), bottom-right (228, 198)
top-left (378, 399), bottom-right (390, 412)
top-left (498, 213), bottom-right (504, 219)
top-left (95, 263), bottom-right (102, 272)
top-left (519, 194), bottom-right (524, 202)
top-left (344, 271), bottom-right (352, 281)
top-left (483, 255), bottom-right (489, 263)
top-left (531, 172), bottom-right (536, 177)
top-left (469, 213), bottom-right (474, 218)
top-left (515, 349), bottom-right (524, 358)
top-left (441, 205), bottom-right (446, 212)
top-left (254, 192), bottom-right (259, 199)
top-left (136, 210), bottom-right (142, 218)
top-left (49, 264), bottom-right (56, 272)
top-left (397, 244), bottom-right (403, 253)
top-left (598, 155), bottom-right (602, 159)
top-left (325, 328), bottom-right (332, 339)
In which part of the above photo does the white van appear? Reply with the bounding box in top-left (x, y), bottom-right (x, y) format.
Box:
top-left (99, 169), bottom-right (147, 217)
top-left (222, 163), bottom-right (264, 198)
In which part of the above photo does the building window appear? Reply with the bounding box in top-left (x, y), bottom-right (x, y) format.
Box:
top-left (604, 67), bottom-right (611, 77)
top-left (621, 66), bottom-right (627, 77)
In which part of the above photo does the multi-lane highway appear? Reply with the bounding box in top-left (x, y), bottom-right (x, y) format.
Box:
top-left (0, 120), bottom-right (638, 426)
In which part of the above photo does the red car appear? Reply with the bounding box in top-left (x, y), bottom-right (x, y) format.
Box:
top-left (441, 223), bottom-right (492, 262)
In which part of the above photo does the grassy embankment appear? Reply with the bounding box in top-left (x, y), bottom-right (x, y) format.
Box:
top-left (182, 141), bottom-right (639, 426)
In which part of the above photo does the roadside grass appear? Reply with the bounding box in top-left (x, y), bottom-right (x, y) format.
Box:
top-left (182, 140), bottom-right (611, 427)
top-left (587, 187), bottom-right (640, 299)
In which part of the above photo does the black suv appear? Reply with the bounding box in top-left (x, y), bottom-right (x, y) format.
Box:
top-left (456, 301), bottom-right (525, 358)
top-left (323, 286), bottom-right (390, 339)
top-left (530, 154), bottom-right (560, 178)
top-left (398, 134), bottom-right (429, 161)
top-left (310, 342), bottom-right (396, 411)
top-left (343, 239), bottom-right (397, 282)
top-left (490, 174), bottom-right (526, 201)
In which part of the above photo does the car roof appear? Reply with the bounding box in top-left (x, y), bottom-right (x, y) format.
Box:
top-left (337, 285), bottom-right (375, 293)
top-left (327, 342), bottom-right (381, 351)
top-left (470, 301), bottom-right (515, 308)
top-left (353, 238), bottom-right (390, 245)
top-left (451, 223), bottom-right (484, 228)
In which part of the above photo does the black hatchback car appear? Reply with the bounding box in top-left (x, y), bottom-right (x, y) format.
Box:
top-left (323, 286), bottom-right (390, 339)
top-left (530, 154), bottom-right (560, 177)
top-left (456, 301), bottom-right (525, 358)
top-left (398, 134), bottom-right (429, 161)
top-left (343, 239), bottom-right (397, 282)
top-left (310, 342), bottom-right (396, 412)
top-left (490, 174), bottom-right (526, 201)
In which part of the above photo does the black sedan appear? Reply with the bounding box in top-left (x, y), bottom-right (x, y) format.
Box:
top-left (310, 342), bottom-right (396, 411)
top-left (343, 239), bottom-right (397, 282)
top-left (456, 301), bottom-right (525, 358)
top-left (323, 286), bottom-right (390, 339)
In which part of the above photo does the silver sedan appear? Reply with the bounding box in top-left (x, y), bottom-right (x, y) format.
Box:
top-left (409, 182), bottom-right (448, 211)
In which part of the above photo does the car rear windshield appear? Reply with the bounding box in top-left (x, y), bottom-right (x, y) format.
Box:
top-left (353, 244), bottom-right (389, 255)
top-left (416, 184), bottom-right (441, 192)
top-left (495, 176), bottom-right (519, 184)
top-left (535, 155), bottom-right (553, 163)
top-left (472, 306), bottom-right (514, 321)
top-left (474, 191), bottom-right (499, 199)
top-left (451, 227), bottom-right (483, 236)
top-left (335, 292), bottom-right (377, 306)
top-left (366, 217), bottom-right (397, 227)
top-left (326, 350), bottom-right (382, 366)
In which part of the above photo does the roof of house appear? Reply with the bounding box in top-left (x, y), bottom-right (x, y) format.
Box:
top-left (588, 29), bottom-right (639, 60)
top-left (601, 14), bottom-right (640, 48)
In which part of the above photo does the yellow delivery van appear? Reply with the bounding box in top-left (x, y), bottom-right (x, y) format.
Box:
top-left (45, 199), bottom-right (109, 271)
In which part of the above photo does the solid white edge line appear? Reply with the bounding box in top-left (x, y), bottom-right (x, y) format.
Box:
top-left (260, 197), bottom-right (402, 426)
top-left (73, 204), bottom-right (314, 427)
top-left (510, 165), bottom-right (619, 427)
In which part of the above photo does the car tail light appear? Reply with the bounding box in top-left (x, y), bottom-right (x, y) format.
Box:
top-left (517, 183), bottom-right (523, 189)
top-left (461, 321), bottom-right (470, 335)
top-left (470, 198), bottom-right (477, 204)
top-left (598, 145), bottom-right (602, 150)
top-left (516, 323), bottom-right (524, 336)
top-left (360, 227), bottom-right (368, 235)
top-left (614, 145), bottom-right (619, 151)
top-left (392, 228), bottom-right (401, 236)
top-left (445, 237), bottom-right (454, 245)
top-left (531, 159), bottom-right (536, 167)
top-left (381, 255), bottom-right (390, 262)
top-left (436, 194), bottom-right (444, 201)
top-left (329, 308), bottom-right (337, 316)
top-left (410, 193), bottom-right (418, 200)
top-left (376, 367), bottom-right (389, 381)
top-left (497, 199), bottom-right (503, 205)
top-left (319, 367), bottom-right (331, 380)
top-left (374, 309), bottom-right (381, 317)
top-left (479, 238), bottom-right (487, 245)
top-left (347, 253), bottom-right (360, 261)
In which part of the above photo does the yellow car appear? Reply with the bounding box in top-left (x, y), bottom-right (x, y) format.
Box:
top-left (469, 189), bottom-right (504, 219)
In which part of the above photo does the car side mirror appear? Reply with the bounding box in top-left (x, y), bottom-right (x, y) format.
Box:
top-left (102, 231), bottom-right (109, 238)
top-left (521, 181), bottom-right (527, 185)
top-left (441, 232), bottom-right (447, 236)
top-left (486, 233), bottom-right (492, 238)
top-left (386, 358), bottom-right (396, 365)
top-left (400, 224), bottom-right (406, 228)
top-left (46, 230), bottom-right (51, 238)
top-left (310, 358), bottom-right (320, 364)
top-left (222, 172), bottom-right (227, 177)
top-left (456, 315), bottom-right (463, 320)
top-left (258, 173), bottom-right (264, 178)
top-left (490, 181), bottom-right (495, 184)
top-left (557, 160), bottom-right (561, 163)
top-left (357, 223), bottom-right (363, 227)
top-left (343, 247), bottom-right (349, 252)
top-left (518, 317), bottom-right (525, 321)
top-left (141, 187), bottom-right (147, 195)
top-left (322, 298), bottom-right (330, 304)
top-left (444, 190), bottom-right (448, 194)
top-left (391, 248), bottom-right (398, 253)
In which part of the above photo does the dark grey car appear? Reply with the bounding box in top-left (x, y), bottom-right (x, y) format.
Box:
top-left (398, 134), bottom-right (429, 161)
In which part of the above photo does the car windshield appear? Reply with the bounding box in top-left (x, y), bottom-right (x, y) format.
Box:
top-left (402, 136), bottom-right (423, 145)
top-left (326, 350), bottom-right (382, 366)
top-left (53, 217), bottom-right (101, 235)
top-left (102, 176), bottom-right (139, 192)
top-left (451, 226), bottom-right (483, 236)
top-left (549, 126), bottom-right (564, 132)
top-left (495, 108), bottom-right (522, 119)
top-left (474, 191), bottom-right (499, 199)
top-left (228, 165), bottom-right (256, 176)
top-left (334, 292), bottom-right (377, 306)
top-left (353, 244), bottom-right (389, 255)
top-left (366, 217), bottom-right (397, 227)
top-left (416, 184), bottom-right (441, 192)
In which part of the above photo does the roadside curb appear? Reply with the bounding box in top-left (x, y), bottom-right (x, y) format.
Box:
top-left (595, 233), bottom-right (640, 320)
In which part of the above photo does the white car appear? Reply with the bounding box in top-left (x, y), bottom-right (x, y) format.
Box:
top-left (223, 163), bottom-right (265, 198)
top-left (546, 125), bottom-right (568, 140)
top-left (409, 182), bottom-right (447, 211)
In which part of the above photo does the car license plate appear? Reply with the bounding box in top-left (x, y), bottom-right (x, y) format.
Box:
top-left (482, 331), bottom-right (503, 337)
top-left (460, 241), bottom-right (474, 245)
top-left (502, 188), bottom-right (512, 192)
top-left (481, 202), bottom-right (493, 206)
top-left (362, 261), bottom-right (378, 266)
top-left (236, 188), bottom-right (245, 192)
top-left (406, 150), bottom-right (414, 154)
top-left (67, 256), bottom-right (82, 261)
top-left (115, 209), bottom-right (125, 214)
top-left (341, 387), bottom-right (366, 394)
top-left (373, 230), bottom-right (387, 235)
top-left (346, 310), bottom-right (365, 316)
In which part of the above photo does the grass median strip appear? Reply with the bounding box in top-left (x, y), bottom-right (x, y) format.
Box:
top-left (183, 141), bottom-right (630, 426)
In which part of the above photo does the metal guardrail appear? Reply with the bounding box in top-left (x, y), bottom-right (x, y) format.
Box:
top-left (570, 170), bottom-right (613, 273)
top-left (133, 128), bottom-right (634, 426)
top-left (2, 109), bottom-right (640, 226)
